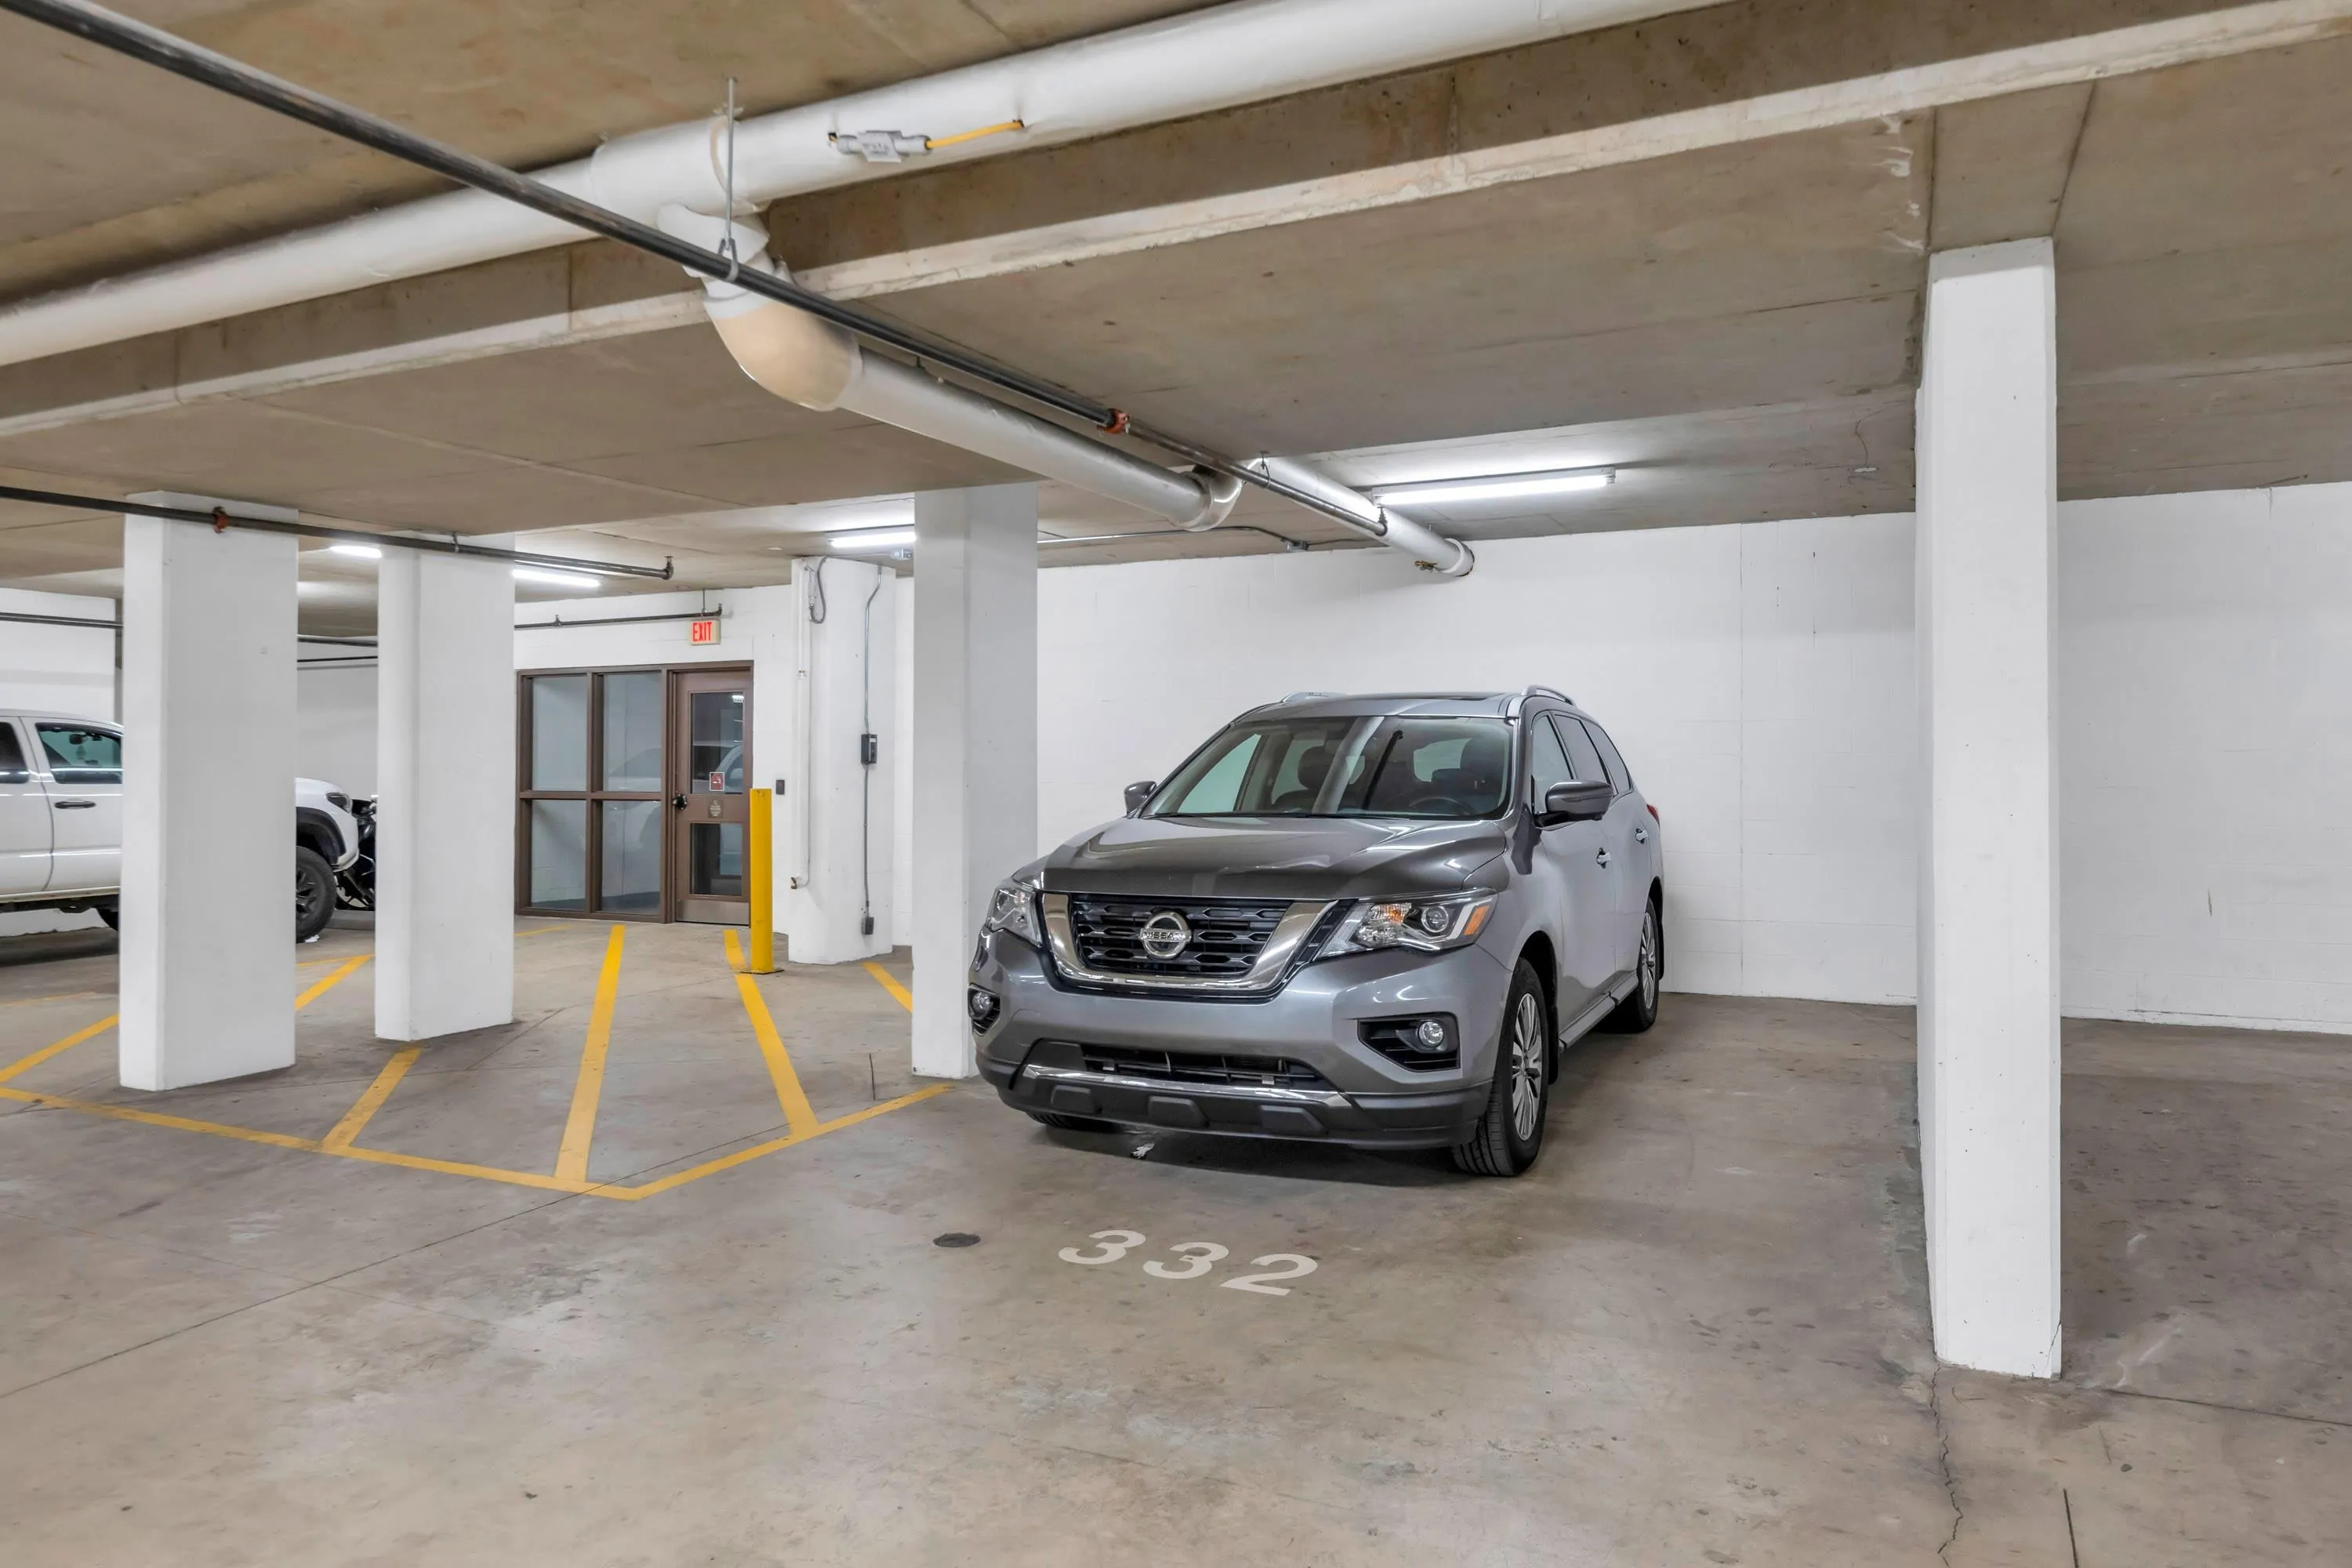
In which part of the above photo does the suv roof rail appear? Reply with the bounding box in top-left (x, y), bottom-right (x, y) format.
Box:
top-left (1524, 684), bottom-right (1573, 706)
top-left (1279, 690), bottom-right (1343, 703)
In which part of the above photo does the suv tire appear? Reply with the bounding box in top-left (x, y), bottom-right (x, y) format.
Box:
top-left (1602, 895), bottom-right (1663, 1034)
top-left (1454, 960), bottom-right (1551, 1177)
top-left (295, 847), bottom-right (336, 943)
top-left (1028, 1110), bottom-right (1119, 1134)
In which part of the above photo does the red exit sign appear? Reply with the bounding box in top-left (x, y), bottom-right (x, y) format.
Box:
top-left (688, 617), bottom-right (720, 646)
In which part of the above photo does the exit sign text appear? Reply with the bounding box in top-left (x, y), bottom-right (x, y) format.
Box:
top-left (688, 617), bottom-right (720, 645)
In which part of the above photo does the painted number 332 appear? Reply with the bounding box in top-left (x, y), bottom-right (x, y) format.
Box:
top-left (1057, 1232), bottom-right (1318, 1295)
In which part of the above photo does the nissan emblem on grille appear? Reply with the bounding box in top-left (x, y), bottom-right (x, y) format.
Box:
top-left (1138, 910), bottom-right (1191, 959)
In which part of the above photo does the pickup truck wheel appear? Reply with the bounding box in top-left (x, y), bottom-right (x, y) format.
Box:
top-left (294, 847), bottom-right (335, 942)
top-left (1453, 960), bottom-right (1551, 1178)
top-left (96, 902), bottom-right (118, 931)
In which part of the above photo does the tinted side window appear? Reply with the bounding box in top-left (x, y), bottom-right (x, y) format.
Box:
top-left (1555, 714), bottom-right (1606, 783)
top-left (1526, 711), bottom-right (1573, 804)
top-left (0, 724), bottom-right (27, 782)
top-left (38, 724), bottom-right (121, 784)
top-left (1581, 719), bottom-right (1632, 796)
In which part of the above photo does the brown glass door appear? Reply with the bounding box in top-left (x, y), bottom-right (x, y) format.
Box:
top-left (670, 670), bottom-right (751, 924)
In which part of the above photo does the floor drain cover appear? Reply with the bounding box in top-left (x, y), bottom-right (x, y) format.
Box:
top-left (933, 1232), bottom-right (980, 1248)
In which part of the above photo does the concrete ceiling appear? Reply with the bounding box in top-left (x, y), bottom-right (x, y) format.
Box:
top-left (0, 0), bottom-right (2346, 635)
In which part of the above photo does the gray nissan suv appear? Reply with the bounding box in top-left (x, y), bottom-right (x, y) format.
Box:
top-left (970, 689), bottom-right (1664, 1176)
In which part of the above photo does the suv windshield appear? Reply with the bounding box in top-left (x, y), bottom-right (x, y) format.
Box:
top-left (1149, 715), bottom-right (1513, 820)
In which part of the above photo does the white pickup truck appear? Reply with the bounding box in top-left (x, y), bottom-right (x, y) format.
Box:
top-left (0, 712), bottom-right (362, 942)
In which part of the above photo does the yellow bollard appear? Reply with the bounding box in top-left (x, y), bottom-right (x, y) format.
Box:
top-left (746, 786), bottom-right (776, 974)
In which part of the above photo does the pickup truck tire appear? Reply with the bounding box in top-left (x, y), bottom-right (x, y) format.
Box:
top-left (96, 902), bottom-right (118, 931)
top-left (1453, 960), bottom-right (1551, 1178)
top-left (295, 847), bottom-right (336, 942)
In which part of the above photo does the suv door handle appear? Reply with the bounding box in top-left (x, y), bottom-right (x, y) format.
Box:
top-left (53, 799), bottom-right (95, 809)
top-left (1595, 847), bottom-right (1610, 867)
top-left (1634, 826), bottom-right (1649, 844)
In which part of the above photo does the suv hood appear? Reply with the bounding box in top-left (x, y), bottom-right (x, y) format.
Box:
top-left (1041, 815), bottom-right (1507, 901)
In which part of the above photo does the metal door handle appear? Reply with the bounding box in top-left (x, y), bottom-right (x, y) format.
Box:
top-left (671, 794), bottom-right (688, 811)
top-left (1635, 826), bottom-right (1649, 844)
top-left (53, 799), bottom-right (95, 809)
top-left (1595, 847), bottom-right (1610, 866)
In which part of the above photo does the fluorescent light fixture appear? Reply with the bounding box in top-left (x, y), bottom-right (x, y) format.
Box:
top-left (513, 567), bottom-right (602, 590)
top-left (327, 542), bottom-right (383, 560)
top-left (829, 528), bottom-right (916, 551)
top-left (1369, 466), bottom-right (1616, 509)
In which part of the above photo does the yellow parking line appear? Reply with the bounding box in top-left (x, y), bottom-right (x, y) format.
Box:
top-left (0, 1083), bottom-right (318, 1151)
top-left (330, 1142), bottom-right (598, 1193)
top-left (321, 1046), bottom-right (420, 1151)
top-left (606, 1083), bottom-right (954, 1200)
top-left (862, 962), bottom-right (913, 1012)
top-left (295, 954), bottom-right (370, 1009)
top-left (723, 926), bottom-right (747, 973)
top-left (554, 924), bottom-right (626, 1183)
top-left (0, 1014), bottom-right (118, 1086)
top-left (726, 942), bottom-right (819, 1138)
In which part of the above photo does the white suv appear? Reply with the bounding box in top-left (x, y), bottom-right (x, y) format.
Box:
top-left (0, 713), bottom-right (362, 942)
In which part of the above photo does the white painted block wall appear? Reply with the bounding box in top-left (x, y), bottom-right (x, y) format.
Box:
top-left (1025, 481), bottom-right (2352, 1033)
top-left (1033, 515), bottom-right (1921, 1006)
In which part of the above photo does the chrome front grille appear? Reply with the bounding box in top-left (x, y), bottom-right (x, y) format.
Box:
top-left (1063, 895), bottom-right (1288, 979)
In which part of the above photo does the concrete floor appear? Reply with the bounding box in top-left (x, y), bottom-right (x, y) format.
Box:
top-left (0, 920), bottom-right (2343, 1565)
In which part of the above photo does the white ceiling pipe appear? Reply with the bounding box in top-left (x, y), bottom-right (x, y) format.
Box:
top-left (0, 0), bottom-right (1711, 368)
top-left (683, 212), bottom-right (1242, 532)
top-left (1249, 455), bottom-right (1471, 575)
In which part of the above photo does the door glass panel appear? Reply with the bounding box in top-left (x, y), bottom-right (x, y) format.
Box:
top-left (688, 822), bottom-right (744, 898)
top-left (688, 691), bottom-right (746, 794)
top-left (601, 672), bottom-right (663, 792)
top-left (1555, 714), bottom-right (1606, 783)
top-left (530, 675), bottom-right (589, 790)
top-left (36, 723), bottom-right (122, 783)
top-left (0, 724), bottom-right (27, 782)
top-left (528, 800), bottom-right (588, 909)
top-left (599, 800), bottom-right (662, 913)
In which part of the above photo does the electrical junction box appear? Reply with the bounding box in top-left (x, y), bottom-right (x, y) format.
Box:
top-left (860, 733), bottom-right (879, 766)
top-left (688, 616), bottom-right (720, 645)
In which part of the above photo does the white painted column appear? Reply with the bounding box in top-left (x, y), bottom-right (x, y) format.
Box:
top-left (376, 551), bottom-right (516, 1040)
top-left (911, 485), bottom-right (1037, 1078)
top-left (119, 495), bottom-right (297, 1090)
top-left (782, 557), bottom-right (897, 964)
top-left (1916, 238), bottom-right (2061, 1377)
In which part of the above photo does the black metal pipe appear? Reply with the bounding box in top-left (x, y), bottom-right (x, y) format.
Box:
top-left (0, 0), bottom-right (1393, 543)
top-left (515, 608), bottom-right (723, 630)
top-left (0, 483), bottom-right (673, 581)
top-left (0, 608), bottom-right (115, 630)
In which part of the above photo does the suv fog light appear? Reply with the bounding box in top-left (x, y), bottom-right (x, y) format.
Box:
top-left (967, 987), bottom-right (1000, 1030)
top-left (1360, 1014), bottom-right (1461, 1071)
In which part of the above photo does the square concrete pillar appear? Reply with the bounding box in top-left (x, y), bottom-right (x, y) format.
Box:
top-left (119, 496), bottom-right (297, 1090)
top-left (1916, 238), bottom-right (2061, 1377)
top-left (376, 550), bottom-right (516, 1040)
top-left (910, 485), bottom-right (1037, 1078)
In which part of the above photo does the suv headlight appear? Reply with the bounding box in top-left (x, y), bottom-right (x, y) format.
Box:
top-left (1317, 891), bottom-right (1497, 959)
top-left (982, 879), bottom-right (1043, 948)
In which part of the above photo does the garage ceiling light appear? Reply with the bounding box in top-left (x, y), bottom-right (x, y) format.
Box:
top-left (513, 567), bottom-right (602, 590)
top-left (327, 542), bottom-right (383, 560)
top-left (1369, 466), bottom-right (1616, 508)
top-left (829, 528), bottom-right (916, 551)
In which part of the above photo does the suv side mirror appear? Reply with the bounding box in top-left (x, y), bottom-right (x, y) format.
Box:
top-left (1123, 780), bottom-right (1158, 815)
top-left (1542, 780), bottom-right (1613, 822)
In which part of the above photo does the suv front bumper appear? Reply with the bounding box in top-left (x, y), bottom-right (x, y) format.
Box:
top-left (971, 929), bottom-right (1511, 1150)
